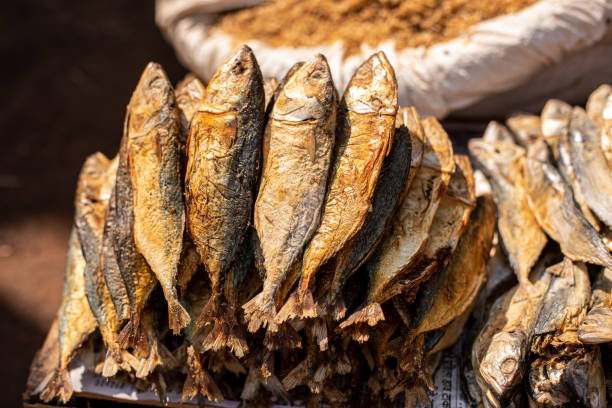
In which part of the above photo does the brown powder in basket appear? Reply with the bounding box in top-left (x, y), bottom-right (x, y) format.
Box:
top-left (215, 0), bottom-right (539, 56)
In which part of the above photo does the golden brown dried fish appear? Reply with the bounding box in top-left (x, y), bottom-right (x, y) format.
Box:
top-left (38, 229), bottom-right (97, 403)
top-left (601, 92), bottom-right (612, 167)
top-left (586, 84), bottom-right (611, 129)
top-left (579, 267), bottom-right (612, 344)
top-left (506, 113), bottom-right (541, 147)
top-left (409, 194), bottom-right (495, 342)
top-left (568, 106), bottom-right (612, 229)
top-left (280, 51), bottom-right (398, 322)
top-left (523, 140), bottom-right (612, 268)
top-left (75, 153), bottom-right (130, 377)
top-left (339, 117), bottom-right (453, 336)
top-left (176, 74), bottom-right (206, 131)
top-left (541, 99), bottom-right (600, 230)
top-left (320, 121), bottom-right (412, 321)
top-left (185, 45), bottom-right (264, 356)
top-left (263, 77), bottom-right (279, 108)
top-left (469, 138), bottom-right (547, 285)
top-left (472, 262), bottom-right (553, 408)
top-left (244, 54), bottom-right (336, 332)
top-left (126, 62), bottom-right (188, 333)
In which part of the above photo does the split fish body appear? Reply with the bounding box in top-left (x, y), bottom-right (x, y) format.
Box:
top-left (469, 138), bottom-right (547, 285)
top-left (245, 54), bottom-right (336, 332)
top-left (126, 62), bottom-right (188, 333)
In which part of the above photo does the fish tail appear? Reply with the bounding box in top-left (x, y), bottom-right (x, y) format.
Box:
top-left (338, 302), bottom-right (384, 343)
top-left (37, 369), bottom-right (72, 404)
top-left (117, 313), bottom-right (145, 351)
top-left (101, 347), bottom-right (122, 377)
top-left (182, 346), bottom-right (224, 403)
top-left (312, 318), bottom-right (328, 351)
top-left (135, 341), bottom-right (163, 379)
top-left (282, 358), bottom-right (311, 391)
top-left (200, 304), bottom-right (249, 358)
top-left (322, 292), bottom-right (347, 321)
top-left (264, 322), bottom-right (302, 350)
top-left (275, 289), bottom-right (317, 325)
top-left (242, 291), bottom-right (278, 333)
top-left (167, 296), bottom-right (191, 334)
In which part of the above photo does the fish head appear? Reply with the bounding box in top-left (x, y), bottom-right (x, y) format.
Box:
top-left (421, 117), bottom-right (455, 174)
top-left (479, 330), bottom-right (527, 398)
top-left (604, 93), bottom-right (612, 121)
top-left (526, 139), bottom-right (550, 163)
top-left (483, 121), bottom-right (514, 144)
top-left (205, 45), bottom-right (264, 112)
top-left (569, 106), bottom-right (599, 145)
top-left (468, 139), bottom-right (524, 181)
top-left (272, 54), bottom-right (335, 122)
top-left (343, 51), bottom-right (397, 115)
top-left (541, 99), bottom-right (571, 140)
top-left (506, 114), bottom-right (541, 147)
top-left (128, 62), bottom-right (173, 136)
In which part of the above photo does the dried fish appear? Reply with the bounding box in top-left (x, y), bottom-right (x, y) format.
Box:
top-left (568, 106), bottom-right (612, 229)
top-left (586, 84), bottom-right (611, 129)
top-left (263, 77), bottom-right (279, 108)
top-left (340, 117), bottom-right (453, 336)
top-left (472, 263), bottom-right (552, 408)
top-left (528, 260), bottom-right (606, 408)
top-left (541, 99), bottom-right (600, 230)
top-left (321, 116), bottom-right (412, 321)
top-left (483, 120), bottom-right (515, 144)
top-left (469, 138), bottom-right (546, 285)
top-left (579, 267), bottom-right (612, 344)
top-left (244, 54), bottom-right (336, 332)
top-left (602, 92), bottom-right (612, 167)
top-left (409, 194), bottom-right (495, 342)
top-left (185, 45), bottom-right (264, 356)
top-left (99, 156), bottom-right (131, 321)
top-left (75, 153), bottom-right (129, 377)
top-left (506, 114), bottom-right (541, 147)
top-left (280, 51), bottom-right (398, 322)
top-left (176, 74), bottom-right (206, 133)
top-left (126, 62), bottom-right (188, 333)
top-left (38, 229), bottom-right (97, 403)
top-left (523, 140), bottom-right (612, 268)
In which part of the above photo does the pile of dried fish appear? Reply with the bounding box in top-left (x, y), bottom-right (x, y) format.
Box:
top-left (466, 85), bottom-right (612, 408)
top-left (34, 44), bottom-right (501, 407)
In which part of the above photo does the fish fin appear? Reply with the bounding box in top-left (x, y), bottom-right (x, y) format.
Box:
top-left (38, 369), bottom-right (72, 404)
top-left (282, 358), bottom-right (311, 391)
top-left (199, 304), bottom-right (249, 358)
top-left (167, 297), bottom-right (191, 334)
top-left (275, 289), bottom-right (317, 325)
top-left (135, 342), bottom-right (163, 379)
top-left (329, 294), bottom-right (347, 321)
top-left (182, 346), bottom-right (223, 403)
top-left (338, 302), bottom-right (384, 342)
top-left (117, 313), bottom-right (146, 351)
top-left (264, 323), bottom-right (302, 350)
top-left (311, 318), bottom-right (328, 351)
top-left (242, 292), bottom-right (278, 332)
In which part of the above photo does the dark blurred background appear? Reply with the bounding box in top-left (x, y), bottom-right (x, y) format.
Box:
top-left (0, 2), bottom-right (186, 405)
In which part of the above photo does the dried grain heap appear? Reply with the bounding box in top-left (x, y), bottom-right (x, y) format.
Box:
top-left (215, 0), bottom-right (539, 56)
top-left (29, 45), bottom-right (612, 408)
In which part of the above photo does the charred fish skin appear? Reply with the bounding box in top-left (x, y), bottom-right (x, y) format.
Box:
top-left (469, 138), bottom-right (546, 286)
top-left (126, 62), bottom-right (188, 334)
top-left (245, 54), bottom-right (336, 332)
top-left (284, 51), bottom-right (398, 321)
top-left (185, 45), bottom-right (264, 357)
top-left (75, 153), bottom-right (128, 377)
top-left (323, 122), bottom-right (412, 320)
top-left (523, 140), bottom-right (612, 268)
top-left (99, 157), bottom-right (131, 322)
top-left (568, 106), bottom-right (612, 229)
top-left (579, 267), bottom-right (612, 344)
top-left (541, 99), bottom-right (600, 231)
top-left (38, 229), bottom-right (97, 404)
top-left (339, 118), bottom-right (453, 339)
